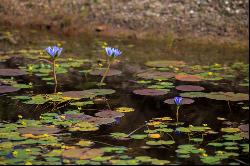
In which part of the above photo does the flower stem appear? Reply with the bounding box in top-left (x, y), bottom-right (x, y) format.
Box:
top-left (52, 59), bottom-right (57, 85)
top-left (100, 61), bottom-right (111, 84)
top-left (176, 106), bottom-right (180, 123)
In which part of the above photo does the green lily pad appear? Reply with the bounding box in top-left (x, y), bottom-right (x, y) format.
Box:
top-left (69, 122), bottom-right (99, 132)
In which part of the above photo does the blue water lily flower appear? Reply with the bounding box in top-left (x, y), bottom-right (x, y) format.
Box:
top-left (45, 46), bottom-right (63, 59)
top-left (105, 47), bottom-right (122, 57)
top-left (174, 96), bottom-right (183, 106)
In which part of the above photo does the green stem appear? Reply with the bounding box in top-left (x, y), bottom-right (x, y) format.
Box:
top-left (52, 59), bottom-right (57, 85)
top-left (176, 106), bottom-right (180, 123)
top-left (100, 62), bottom-right (111, 84)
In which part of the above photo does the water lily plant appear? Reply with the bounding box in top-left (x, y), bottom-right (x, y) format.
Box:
top-left (100, 47), bottom-right (122, 84)
top-left (174, 96), bottom-right (182, 123)
top-left (44, 46), bottom-right (63, 85)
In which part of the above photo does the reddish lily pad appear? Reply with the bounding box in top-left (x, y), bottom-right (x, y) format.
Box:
top-left (133, 89), bottom-right (168, 96)
top-left (238, 124), bottom-right (249, 132)
top-left (62, 148), bottom-right (103, 159)
top-left (64, 114), bottom-right (93, 120)
top-left (175, 74), bottom-right (202, 82)
top-left (0, 69), bottom-right (27, 76)
top-left (164, 98), bottom-right (195, 105)
top-left (18, 126), bottom-right (60, 135)
top-left (95, 110), bottom-right (125, 118)
top-left (89, 69), bottom-right (122, 76)
top-left (86, 117), bottom-right (116, 126)
top-left (176, 85), bottom-right (205, 92)
top-left (137, 70), bottom-right (175, 80)
top-left (145, 60), bottom-right (186, 68)
top-left (0, 85), bottom-right (20, 94)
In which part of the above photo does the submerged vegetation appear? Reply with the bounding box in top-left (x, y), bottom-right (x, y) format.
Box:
top-left (0, 28), bottom-right (249, 165)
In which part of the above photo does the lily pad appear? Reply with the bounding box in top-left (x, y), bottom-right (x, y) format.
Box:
top-left (89, 69), bottom-right (122, 76)
top-left (0, 69), bottom-right (27, 76)
top-left (164, 98), bottom-right (194, 105)
top-left (133, 89), bottom-right (168, 96)
top-left (180, 92), bottom-right (249, 101)
top-left (0, 85), bottom-right (20, 94)
top-left (137, 70), bottom-right (175, 80)
top-left (115, 107), bottom-right (135, 113)
top-left (175, 74), bottom-right (203, 82)
top-left (64, 114), bottom-right (93, 121)
top-left (221, 128), bottom-right (240, 133)
top-left (95, 110), bottom-right (125, 118)
top-left (62, 91), bottom-right (96, 99)
top-left (69, 122), bottom-right (99, 132)
top-left (145, 60), bottom-right (186, 68)
top-left (176, 85), bottom-right (205, 92)
top-left (85, 117), bottom-right (115, 126)
top-left (17, 126), bottom-right (60, 135)
top-left (62, 148), bottom-right (103, 160)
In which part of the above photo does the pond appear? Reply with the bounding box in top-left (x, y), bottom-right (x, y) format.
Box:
top-left (0, 27), bottom-right (249, 165)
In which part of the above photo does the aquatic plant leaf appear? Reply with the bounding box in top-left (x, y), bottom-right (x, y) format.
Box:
top-left (223, 134), bottom-right (243, 141)
top-left (64, 114), bottom-right (93, 121)
top-left (200, 156), bottom-right (221, 165)
top-left (176, 85), bottom-right (205, 91)
top-left (0, 85), bottom-right (20, 94)
top-left (175, 74), bottom-right (203, 82)
top-left (62, 91), bottom-right (96, 99)
top-left (110, 133), bottom-right (129, 139)
top-left (115, 107), bottom-right (135, 113)
top-left (208, 143), bottom-right (224, 147)
top-left (180, 92), bottom-right (249, 101)
top-left (164, 98), bottom-right (194, 105)
top-left (77, 140), bottom-right (94, 147)
top-left (176, 127), bottom-right (191, 133)
top-left (130, 134), bottom-right (148, 140)
top-left (0, 69), bottom-right (27, 76)
top-left (133, 89), bottom-right (168, 96)
top-left (137, 70), bottom-right (175, 80)
top-left (95, 110), bottom-right (124, 118)
top-left (85, 117), bottom-right (115, 126)
top-left (221, 128), bottom-right (240, 133)
top-left (145, 60), bottom-right (186, 68)
top-left (146, 140), bottom-right (175, 145)
top-left (89, 68), bottom-right (122, 76)
top-left (17, 126), bottom-right (60, 135)
top-left (69, 122), bottom-right (99, 132)
top-left (62, 148), bottom-right (103, 160)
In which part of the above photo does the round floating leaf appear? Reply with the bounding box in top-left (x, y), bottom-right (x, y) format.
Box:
top-left (176, 85), bottom-right (205, 92)
top-left (62, 148), bottom-right (103, 160)
top-left (83, 89), bottom-right (116, 96)
top-left (176, 127), bottom-right (191, 133)
top-left (130, 134), bottom-right (148, 140)
top-left (0, 69), bottom-right (27, 76)
top-left (164, 98), bottom-right (194, 105)
top-left (0, 85), bottom-right (20, 94)
top-left (200, 156), bottom-right (221, 165)
top-left (69, 122), bottom-right (99, 132)
top-left (18, 126), bottom-right (60, 135)
top-left (238, 124), bottom-right (249, 132)
top-left (208, 143), bottom-right (224, 147)
top-left (95, 110), bottom-right (124, 118)
top-left (115, 107), bottom-right (135, 113)
top-left (85, 117), bottom-right (115, 126)
top-left (180, 92), bottom-right (249, 101)
top-left (137, 70), bottom-right (175, 80)
top-left (133, 89), bottom-right (168, 96)
top-left (64, 114), bottom-right (93, 121)
top-left (175, 74), bottom-right (203, 82)
top-left (62, 91), bottom-right (96, 99)
top-left (146, 140), bottom-right (175, 146)
top-left (89, 69), bottom-right (122, 76)
top-left (145, 60), bottom-right (186, 68)
top-left (77, 140), bottom-right (94, 147)
top-left (221, 128), bottom-right (240, 133)
top-left (110, 133), bottom-right (129, 139)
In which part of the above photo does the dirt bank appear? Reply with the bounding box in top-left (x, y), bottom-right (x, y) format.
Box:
top-left (0, 0), bottom-right (249, 42)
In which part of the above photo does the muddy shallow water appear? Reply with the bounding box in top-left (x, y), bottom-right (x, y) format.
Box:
top-left (0, 27), bottom-right (249, 165)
